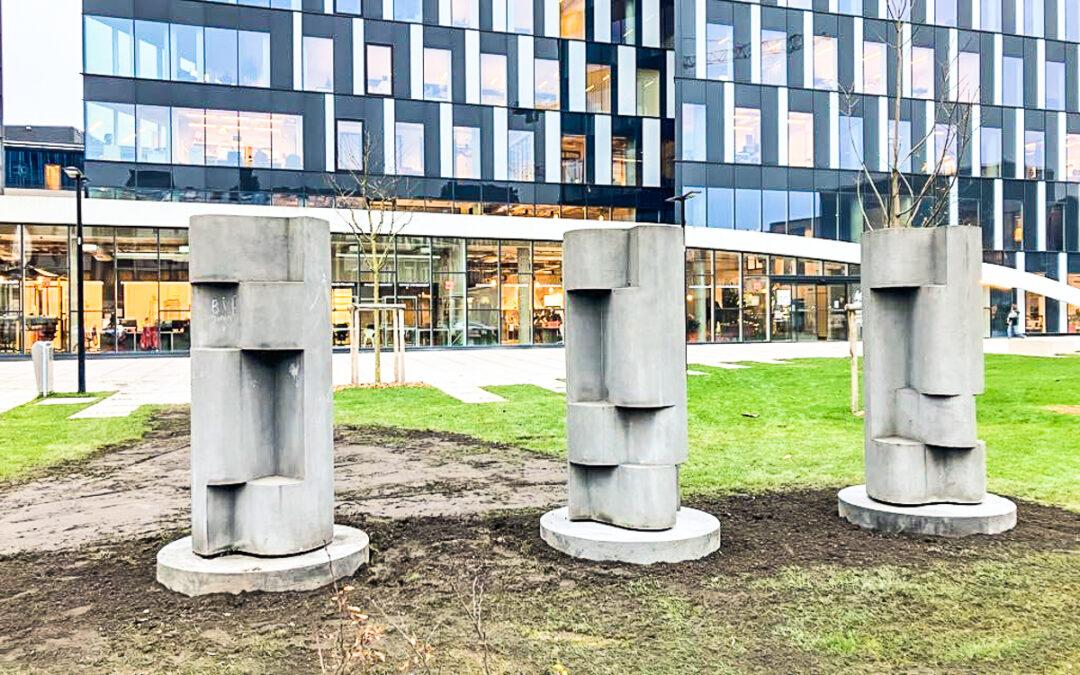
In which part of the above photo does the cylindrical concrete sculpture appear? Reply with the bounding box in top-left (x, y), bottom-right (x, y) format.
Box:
top-left (540, 224), bottom-right (720, 564)
top-left (838, 225), bottom-right (1017, 537)
top-left (157, 216), bottom-right (368, 596)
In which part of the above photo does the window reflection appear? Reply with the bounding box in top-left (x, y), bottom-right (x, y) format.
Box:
top-left (424, 48), bottom-right (452, 102)
top-left (86, 102), bottom-right (136, 162)
top-left (706, 23), bottom-right (733, 81)
top-left (85, 16), bottom-right (134, 77)
top-left (480, 53), bottom-right (507, 106)
top-left (561, 0), bottom-right (585, 40)
top-left (395, 122), bottom-right (425, 176)
top-left (303, 36), bottom-right (334, 92)
top-left (788, 112), bottom-right (814, 168)
top-left (863, 41), bottom-right (886, 95)
top-left (682, 103), bottom-right (706, 162)
top-left (135, 20), bottom-right (169, 80)
top-left (636, 69), bottom-right (661, 117)
top-left (813, 36), bottom-right (837, 90)
top-left (535, 59), bottom-right (560, 110)
top-left (453, 126), bottom-right (481, 180)
top-left (508, 130), bottom-right (535, 181)
top-left (337, 120), bottom-right (365, 171)
top-left (561, 135), bottom-right (586, 184)
top-left (761, 30), bottom-right (787, 86)
top-left (171, 24), bottom-right (204, 82)
top-left (366, 45), bottom-right (393, 95)
top-left (733, 108), bottom-right (761, 164)
top-left (586, 64), bottom-right (612, 113)
top-left (205, 27), bottom-right (238, 85)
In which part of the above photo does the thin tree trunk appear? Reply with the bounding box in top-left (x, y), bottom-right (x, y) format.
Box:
top-left (371, 237), bottom-right (382, 385)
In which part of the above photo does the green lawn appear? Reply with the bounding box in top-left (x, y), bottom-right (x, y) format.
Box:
top-left (336, 354), bottom-right (1080, 510)
top-left (0, 393), bottom-right (155, 481)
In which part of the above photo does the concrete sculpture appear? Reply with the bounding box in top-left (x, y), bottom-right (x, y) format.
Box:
top-left (838, 225), bottom-right (1016, 537)
top-left (157, 216), bottom-right (368, 596)
top-left (540, 224), bottom-right (720, 563)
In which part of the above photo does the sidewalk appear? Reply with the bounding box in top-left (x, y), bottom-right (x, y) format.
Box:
top-left (1, 336), bottom-right (1077, 417)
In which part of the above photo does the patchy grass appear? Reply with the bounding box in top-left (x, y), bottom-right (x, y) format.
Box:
top-left (0, 393), bottom-right (155, 481)
top-left (335, 355), bottom-right (1080, 510)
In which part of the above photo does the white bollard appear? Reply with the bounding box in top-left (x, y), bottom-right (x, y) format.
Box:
top-left (31, 341), bottom-right (54, 397)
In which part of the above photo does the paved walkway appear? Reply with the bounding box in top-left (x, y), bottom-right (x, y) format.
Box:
top-left (1, 337), bottom-right (1077, 417)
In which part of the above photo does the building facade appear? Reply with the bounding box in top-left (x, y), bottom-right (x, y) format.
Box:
top-left (1, 0), bottom-right (1079, 356)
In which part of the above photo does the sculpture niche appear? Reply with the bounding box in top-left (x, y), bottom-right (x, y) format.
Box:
top-left (839, 225), bottom-right (1017, 537)
top-left (540, 224), bottom-right (720, 564)
top-left (157, 216), bottom-right (368, 596)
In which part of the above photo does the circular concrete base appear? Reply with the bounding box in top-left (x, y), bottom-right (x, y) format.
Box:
top-left (540, 507), bottom-right (721, 564)
top-left (838, 485), bottom-right (1017, 538)
top-left (156, 525), bottom-right (369, 597)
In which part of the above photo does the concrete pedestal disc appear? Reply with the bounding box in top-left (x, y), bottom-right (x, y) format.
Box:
top-left (540, 507), bottom-right (720, 564)
top-left (156, 525), bottom-right (369, 597)
top-left (838, 485), bottom-right (1017, 538)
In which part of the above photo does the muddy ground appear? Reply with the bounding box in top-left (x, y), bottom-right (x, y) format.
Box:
top-left (1, 411), bottom-right (1078, 673)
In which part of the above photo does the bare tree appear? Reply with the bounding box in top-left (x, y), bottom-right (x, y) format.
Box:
top-left (841, 0), bottom-right (975, 232)
top-left (330, 134), bottom-right (412, 385)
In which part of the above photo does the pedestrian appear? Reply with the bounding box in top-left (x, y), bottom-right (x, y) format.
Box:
top-left (1006, 304), bottom-right (1025, 339)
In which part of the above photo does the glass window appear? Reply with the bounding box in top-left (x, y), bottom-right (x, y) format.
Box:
top-left (454, 126), bottom-right (481, 179)
top-left (707, 187), bottom-right (734, 228)
top-left (956, 51), bottom-right (979, 103)
top-left (303, 36), bottom-right (334, 92)
top-left (1047, 61), bottom-right (1066, 111)
top-left (612, 136), bottom-right (637, 186)
top-left (172, 108), bottom-right (206, 165)
top-left (1065, 134), bottom-right (1080, 182)
top-left (932, 124), bottom-right (958, 175)
top-left (1025, 130), bottom-right (1045, 179)
top-left (204, 109), bottom-right (239, 166)
top-left (636, 69), bottom-right (660, 117)
top-left (1002, 56), bottom-right (1024, 107)
top-left (1023, 0), bottom-right (1043, 37)
top-left (586, 64), bottom-right (612, 113)
top-left (239, 112), bottom-right (272, 168)
top-left (395, 0), bottom-right (423, 22)
top-left (337, 120), bottom-right (365, 171)
top-left (682, 103), bottom-right (707, 162)
top-left (424, 48), bottom-right (452, 101)
top-left (982, 0), bottom-right (1002, 32)
top-left (170, 24), bottom-right (204, 82)
top-left (271, 114), bottom-right (304, 169)
top-left (761, 30), bottom-right (787, 86)
top-left (936, 0), bottom-right (957, 26)
top-left (562, 135), bottom-right (586, 183)
top-left (395, 122), bottom-right (425, 176)
top-left (481, 53), bottom-right (507, 105)
top-left (136, 104), bottom-right (171, 164)
top-left (763, 190), bottom-right (787, 233)
top-left (561, 0), bottom-right (585, 39)
top-left (890, 120), bottom-right (912, 172)
top-left (981, 127), bottom-right (1002, 177)
top-left (205, 27), bottom-right (238, 86)
top-left (733, 108), bottom-right (761, 164)
top-left (912, 47), bottom-right (934, 99)
top-left (366, 45), bottom-right (393, 95)
top-left (85, 16), bottom-right (134, 77)
top-left (134, 20), bottom-right (169, 80)
top-left (452, 0), bottom-right (479, 28)
top-left (239, 31), bottom-right (270, 88)
top-left (85, 101), bottom-right (136, 161)
top-left (839, 114), bottom-right (863, 171)
top-left (508, 129), bottom-right (535, 181)
top-left (788, 191), bottom-right (817, 237)
top-left (788, 112), bottom-right (814, 168)
top-left (813, 36), bottom-right (837, 90)
top-left (706, 23), bottom-right (733, 81)
top-left (507, 0), bottom-right (533, 34)
top-left (535, 59), bottom-right (560, 109)
top-left (735, 189), bottom-right (761, 231)
top-left (863, 41), bottom-right (886, 95)
top-left (838, 0), bottom-right (863, 14)
top-left (1069, 2), bottom-right (1080, 41)
top-left (337, 0), bottom-right (363, 14)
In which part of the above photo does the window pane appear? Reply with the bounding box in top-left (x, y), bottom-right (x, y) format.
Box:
top-left (636, 69), bottom-right (660, 117)
top-left (135, 20), bottom-right (169, 80)
top-left (1066, 134), bottom-right (1080, 182)
top-left (956, 52), bottom-right (979, 103)
top-left (561, 0), bottom-right (585, 40)
top-left (85, 101), bottom-right (136, 161)
top-left (508, 129), bottom-right (535, 181)
top-left (171, 24), bottom-right (205, 82)
top-left (839, 115), bottom-right (863, 171)
top-left (788, 112), bottom-right (813, 168)
top-left (239, 31), bottom-right (270, 87)
top-left (366, 45), bottom-right (393, 95)
top-left (1025, 130), bottom-right (1045, 179)
top-left (480, 53), bottom-right (507, 105)
top-left (733, 108), bottom-right (761, 164)
top-left (337, 120), bottom-right (365, 171)
top-left (205, 28), bottom-right (238, 85)
top-left (271, 114), bottom-right (304, 169)
top-left (761, 30), bottom-right (787, 86)
top-left (682, 103), bottom-right (706, 161)
top-left (452, 0), bottom-right (479, 28)
top-left (172, 108), bottom-right (206, 165)
top-left (863, 41), bottom-right (886, 95)
top-left (612, 136), bottom-right (637, 186)
top-left (1002, 57), bottom-right (1024, 107)
top-left (85, 16), bottom-right (134, 77)
top-left (507, 0), bottom-right (533, 34)
top-left (706, 23), bottom-right (733, 81)
top-left (137, 104), bottom-right (171, 163)
top-left (936, 0), bottom-right (957, 25)
top-left (982, 0), bottom-right (1002, 31)
top-left (337, 0), bottom-right (363, 14)
top-left (454, 126), bottom-right (481, 179)
top-left (424, 48), bottom-right (451, 101)
top-left (813, 36), bottom-right (837, 90)
top-left (586, 64), bottom-right (612, 113)
top-left (395, 0), bottom-right (423, 22)
top-left (562, 135), bottom-right (586, 183)
top-left (1046, 61), bottom-right (1065, 111)
top-left (912, 47), bottom-right (934, 99)
top-left (204, 109), bottom-right (239, 166)
top-left (535, 59), bottom-right (560, 109)
top-left (239, 111), bottom-right (272, 168)
top-left (303, 36), bottom-right (334, 92)
top-left (396, 122), bottom-right (425, 176)
top-left (735, 189), bottom-right (761, 231)
top-left (981, 127), bottom-right (1002, 177)
top-left (1023, 0), bottom-right (1043, 37)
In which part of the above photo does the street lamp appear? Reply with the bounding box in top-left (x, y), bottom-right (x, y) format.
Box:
top-left (63, 166), bottom-right (88, 393)
top-left (666, 190), bottom-right (701, 228)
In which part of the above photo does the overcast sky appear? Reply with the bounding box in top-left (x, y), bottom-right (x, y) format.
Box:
top-left (2, 0), bottom-right (83, 129)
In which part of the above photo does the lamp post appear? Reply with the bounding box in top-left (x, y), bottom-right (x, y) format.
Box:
top-left (666, 190), bottom-right (701, 228)
top-left (63, 166), bottom-right (87, 393)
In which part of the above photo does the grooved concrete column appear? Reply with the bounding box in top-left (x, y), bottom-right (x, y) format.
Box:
top-left (861, 225), bottom-right (986, 505)
top-left (563, 225), bottom-right (688, 531)
top-left (189, 215), bottom-right (334, 557)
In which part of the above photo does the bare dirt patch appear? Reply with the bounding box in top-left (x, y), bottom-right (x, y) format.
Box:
top-left (1047, 405), bottom-right (1080, 415)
